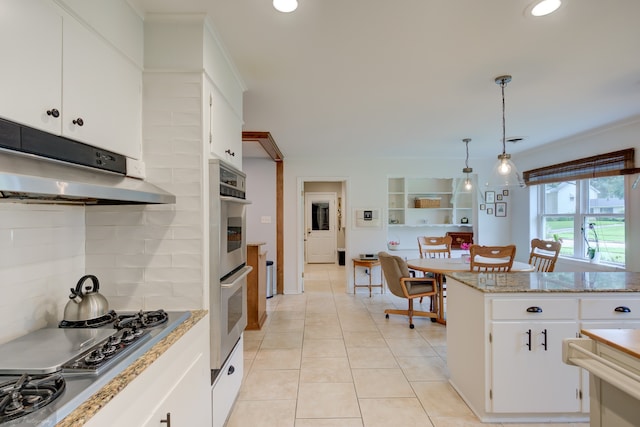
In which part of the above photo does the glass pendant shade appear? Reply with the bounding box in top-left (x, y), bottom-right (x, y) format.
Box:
top-left (273, 0), bottom-right (298, 12)
top-left (487, 153), bottom-right (524, 187)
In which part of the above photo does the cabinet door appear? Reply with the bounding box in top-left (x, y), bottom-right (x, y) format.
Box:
top-left (142, 352), bottom-right (210, 427)
top-left (491, 321), bottom-right (580, 413)
top-left (62, 16), bottom-right (142, 159)
top-left (209, 84), bottom-right (242, 169)
top-left (0, 0), bottom-right (62, 134)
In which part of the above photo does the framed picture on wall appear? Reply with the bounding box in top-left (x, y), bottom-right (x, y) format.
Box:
top-left (487, 207), bottom-right (494, 215)
top-left (496, 194), bottom-right (503, 201)
top-left (485, 191), bottom-right (495, 204)
top-left (495, 202), bottom-right (507, 217)
top-left (480, 204), bottom-right (486, 210)
top-left (503, 189), bottom-right (509, 196)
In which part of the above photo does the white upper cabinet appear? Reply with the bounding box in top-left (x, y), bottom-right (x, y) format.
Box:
top-left (0, 0), bottom-right (63, 135)
top-left (207, 79), bottom-right (243, 169)
top-left (0, 0), bottom-right (142, 160)
top-left (62, 16), bottom-right (142, 159)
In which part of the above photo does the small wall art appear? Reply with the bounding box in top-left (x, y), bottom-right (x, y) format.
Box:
top-left (480, 204), bottom-right (486, 210)
top-left (495, 202), bottom-right (507, 217)
top-left (354, 208), bottom-right (381, 228)
top-left (485, 191), bottom-right (495, 204)
top-left (496, 194), bottom-right (503, 201)
top-left (487, 207), bottom-right (494, 215)
top-left (502, 189), bottom-right (509, 196)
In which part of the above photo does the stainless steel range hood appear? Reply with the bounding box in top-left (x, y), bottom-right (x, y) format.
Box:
top-left (0, 151), bottom-right (176, 205)
top-left (0, 117), bottom-right (175, 205)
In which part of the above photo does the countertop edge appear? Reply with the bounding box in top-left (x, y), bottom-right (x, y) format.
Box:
top-left (581, 329), bottom-right (640, 360)
top-left (445, 272), bottom-right (640, 293)
top-left (56, 309), bottom-right (208, 427)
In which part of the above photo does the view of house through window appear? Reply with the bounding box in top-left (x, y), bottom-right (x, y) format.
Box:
top-left (539, 176), bottom-right (625, 265)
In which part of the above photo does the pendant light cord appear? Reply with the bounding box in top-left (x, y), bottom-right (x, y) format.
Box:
top-left (500, 79), bottom-right (507, 156)
top-left (465, 139), bottom-right (470, 169)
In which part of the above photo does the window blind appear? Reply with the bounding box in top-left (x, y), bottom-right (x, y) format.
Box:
top-left (523, 148), bottom-right (636, 185)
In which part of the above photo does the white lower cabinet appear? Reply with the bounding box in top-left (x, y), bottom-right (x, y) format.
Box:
top-left (212, 335), bottom-right (244, 427)
top-left (85, 315), bottom-right (211, 427)
top-left (491, 321), bottom-right (580, 413)
top-left (490, 298), bottom-right (581, 413)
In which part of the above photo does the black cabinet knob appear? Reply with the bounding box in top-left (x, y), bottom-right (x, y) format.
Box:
top-left (228, 365), bottom-right (235, 375)
top-left (160, 412), bottom-right (171, 426)
top-left (526, 306), bottom-right (543, 313)
top-left (46, 108), bottom-right (60, 118)
top-left (615, 306), bottom-right (631, 313)
top-left (72, 118), bottom-right (84, 126)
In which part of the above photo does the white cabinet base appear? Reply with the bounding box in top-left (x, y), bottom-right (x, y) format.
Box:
top-left (212, 335), bottom-right (244, 427)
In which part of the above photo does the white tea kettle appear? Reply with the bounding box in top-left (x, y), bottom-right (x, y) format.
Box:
top-left (63, 275), bottom-right (110, 322)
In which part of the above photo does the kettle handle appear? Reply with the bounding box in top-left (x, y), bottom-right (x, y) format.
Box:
top-left (74, 274), bottom-right (100, 296)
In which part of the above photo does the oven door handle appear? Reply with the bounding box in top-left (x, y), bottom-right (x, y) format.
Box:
top-left (221, 266), bottom-right (253, 288)
top-left (220, 196), bottom-right (252, 205)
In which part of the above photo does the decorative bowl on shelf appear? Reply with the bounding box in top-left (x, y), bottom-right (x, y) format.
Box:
top-left (387, 241), bottom-right (400, 250)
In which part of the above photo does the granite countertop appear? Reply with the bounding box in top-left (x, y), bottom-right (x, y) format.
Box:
top-left (56, 309), bottom-right (207, 427)
top-left (446, 271), bottom-right (640, 293)
top-left (581, 329), bottom-right (640, 360)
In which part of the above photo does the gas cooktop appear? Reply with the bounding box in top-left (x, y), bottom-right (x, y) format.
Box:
top-left (0, 310), bottom-right (190, 427)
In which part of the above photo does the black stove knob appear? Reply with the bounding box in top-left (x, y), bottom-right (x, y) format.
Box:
top-left (107, 335), bottom-right (121, 346)
top-left (102, 343), bottom-right (117, 357)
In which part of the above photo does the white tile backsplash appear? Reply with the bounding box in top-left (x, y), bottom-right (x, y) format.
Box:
top-left (85, 72), bottom-right (207, 311)
top-left (0, 204), bottom-right (85, 344)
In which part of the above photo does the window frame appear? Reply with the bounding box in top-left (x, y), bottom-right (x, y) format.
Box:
top-left (538, 178), bottom-right (625, 266)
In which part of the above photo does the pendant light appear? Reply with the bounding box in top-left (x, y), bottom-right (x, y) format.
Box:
top-left (462, 138), bottom-right (473, 191)
top-left (273, 0), bottom-right (298, 13)
top-left (486, 75), bottom-right (525, 188)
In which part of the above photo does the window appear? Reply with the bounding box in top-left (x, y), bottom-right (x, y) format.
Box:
top-left (539, 176), bottom-right (625, 265)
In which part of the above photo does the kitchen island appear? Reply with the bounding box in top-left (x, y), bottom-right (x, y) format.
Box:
top-left (445, 271), bottom-right (640, 423)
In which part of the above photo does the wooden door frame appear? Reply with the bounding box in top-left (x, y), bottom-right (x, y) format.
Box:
top-left (243, 132), bottom-right (285, 295)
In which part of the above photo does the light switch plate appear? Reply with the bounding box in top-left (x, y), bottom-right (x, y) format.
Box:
top-left (261, 216), bottom-right (272, 224)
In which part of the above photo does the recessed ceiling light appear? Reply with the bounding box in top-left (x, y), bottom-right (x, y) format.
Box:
top-left (273, 0), bottom-right (298, 13)
top-left (530, 0), bottom-right (562, 17)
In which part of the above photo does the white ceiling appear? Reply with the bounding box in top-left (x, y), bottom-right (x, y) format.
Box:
top-left (130, 0), bottom-right (640, 161)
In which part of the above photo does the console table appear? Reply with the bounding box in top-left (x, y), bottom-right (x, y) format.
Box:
top-left (352, 258), bottom-right (383, 297)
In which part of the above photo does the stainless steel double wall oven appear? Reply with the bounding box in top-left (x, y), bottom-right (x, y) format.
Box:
top-left (209, 160), bottom-right (252, 379)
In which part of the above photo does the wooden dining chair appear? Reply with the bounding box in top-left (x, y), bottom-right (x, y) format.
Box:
top-left (378, 252), bottom-right (438, 328)
top-left (417, 236), bottom-right (452, 259)
top-left (417, 236), bottom-right (452, 305)
top-left (469, 244), bottom-right (516, 272)
top-left (528, 238), bottom-right (561, 272)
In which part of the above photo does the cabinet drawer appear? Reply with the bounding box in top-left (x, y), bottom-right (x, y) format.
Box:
top-left (580, 298), bottom-right (640, 320)
top-left (212, 335), bottom-right (244, 427)
top-left (492, 298), bottom-right (577, 320)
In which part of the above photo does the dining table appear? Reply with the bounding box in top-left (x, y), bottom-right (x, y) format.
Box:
top-left (406, 257), bottom-right (535, 325)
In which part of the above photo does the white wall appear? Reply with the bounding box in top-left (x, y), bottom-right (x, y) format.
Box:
top-left (280, 118), bottom-right (640, 293)
top-left (244, 158), bottom-right (277, 265)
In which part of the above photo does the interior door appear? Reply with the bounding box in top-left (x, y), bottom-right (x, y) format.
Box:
top-left (305, 192), bottom-right (337, 263)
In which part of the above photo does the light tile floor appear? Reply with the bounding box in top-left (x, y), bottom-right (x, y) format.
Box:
top-left (226, 263), bottom-right (589, 427)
